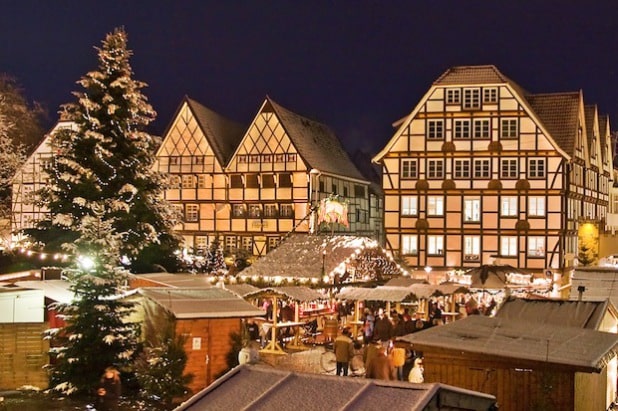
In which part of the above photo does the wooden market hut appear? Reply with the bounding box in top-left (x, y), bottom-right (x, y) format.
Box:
top-left (237, 233), bottom-right (408, 285)
top-left (174, 364), bottom-right (497, 411)
top-left (398, 315), bottom-right (618, 411)
top-left (242, 286), bottom-right (327, 354)
top-left (136, 287), bottom-right (265, 392)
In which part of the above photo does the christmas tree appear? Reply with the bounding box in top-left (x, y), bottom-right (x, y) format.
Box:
top-left (205, 235), bottom-right (227, 275)
top-left (46, 203), bottom-right (140, 396)
top-left (25, 27), bottom-right (180, 272)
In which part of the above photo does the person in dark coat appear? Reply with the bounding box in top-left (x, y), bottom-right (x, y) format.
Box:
top-left (97, 366), bottom-right (121, 411)
top-left (373, 308), bottom-right (393, 342)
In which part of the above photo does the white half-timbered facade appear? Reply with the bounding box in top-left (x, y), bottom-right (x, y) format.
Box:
top-left (155, 96), bottom-right (382, 258)
top-left (372, 65), bottom-right (613, 277)
top-left (10, 121), bottom-right (77, 243)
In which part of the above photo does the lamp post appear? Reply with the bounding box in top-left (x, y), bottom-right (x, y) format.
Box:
top-left (309, 168), bottom-right (321, 234)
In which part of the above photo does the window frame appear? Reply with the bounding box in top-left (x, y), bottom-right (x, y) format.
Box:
top-left (501, 118), bottom-right (518, 139)
top-left (528, 158), bottom-right (546, 179)
top-left (427, 159), bottom-right (445, 179)
top-left (427, 196), bottom-right (444, 216)
top-left (463, 198), bottom-right (481, 222)
top-left (454, 159), bottom-right (471, 179)
top-left (427, 235), bottom-right (444, 255)
top-left (185, 204), bottom-right (199, 222)
top-left (473, 159), bottom-right (491, 178)
top-left (528, 236), bottom-right (545, 257)
top-left (401, 235), bottom-right (418, 255)
top-left (501, 196), bottom-right (518, 217)
top-left (427, 120), bottom-right (444, 139)
top-left (401, 196), bottom-right (418, 216)
top-left (500, 236), bottom-right (518, 257)
top-left (500, 158), bottom-right (518, 179)
top-left (528, 196), bottom-right (546, 217)
top-left (401, 159), bottom-right (418, 179)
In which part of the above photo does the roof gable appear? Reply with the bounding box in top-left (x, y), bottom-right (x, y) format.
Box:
top-left (265, 97), bottom-right (366, 180)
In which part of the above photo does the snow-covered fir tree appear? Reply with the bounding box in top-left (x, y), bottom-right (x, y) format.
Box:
top-left (0, 95), bottom-right (27, 221)
top-left (46, 202), bottom-right (140, 396)
top-left (205, 235), bottom-right (227, 275)
top-left (25, 27), bottom-right (180, 272)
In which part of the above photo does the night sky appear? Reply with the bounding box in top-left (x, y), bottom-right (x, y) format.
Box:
top-left (2, 1), bottom-right (617, 156)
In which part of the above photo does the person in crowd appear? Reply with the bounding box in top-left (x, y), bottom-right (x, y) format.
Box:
top-left (393, 313), bottom-right (407, 337)
top-left (373, 308), bottom-right (393, 342)
top-left (97, 366), bottom-right (121, 411)
top-left (333, 327), bottom-right (355, 376)
top-left (362, 308), bottom-right (375, 344)
top-left (363, 337), bottom-right (381, 372)
top-left (365, 345), bottom-right (393, 380)
top-left (389, 341), bottom-right (407, 381)
top-left (408, 356), bottom-right (425, 383)
top-left (246, 318), bottom-right (260, 341)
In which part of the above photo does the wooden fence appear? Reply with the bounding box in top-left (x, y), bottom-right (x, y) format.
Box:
top-left (0, 323), bottom-right (49, 389)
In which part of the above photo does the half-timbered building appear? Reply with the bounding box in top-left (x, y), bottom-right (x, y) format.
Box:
top-left (156, 96), bottom-right (381, 258)
top-left (10, 120), bottom-right (77, 244)
top-left (372, 65), bottom-right (613, 279)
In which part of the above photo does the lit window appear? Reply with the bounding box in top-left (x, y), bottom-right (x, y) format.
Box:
top-left (401, 196), bottom-right (418, 216)
top-left (225, 236), bottom-right (237, 252)
top-left (241, 237), bottom-right (253, 252)
top-left (501, 196), bottom-right (518, 217)
top-left (427, 235), bottom-right (444, 255)
top-left (427, 196), bottom-right (444, 216)
top-left (402, 159), bottom-right (418, 179)
top-left (169, 175), bottom-right (181, 188)
top-left (464, 198), bottom-right (481, 222)
top-left (529, 197), bottom-right (545, 216)
top-left (464, 236), bottom-right (480, 260)
top-left (267, 237), bottom-right (280, 251)
top-left (402, 235), bottom-right (418, 255)
top-left (528, 237), bottom-right (545, 257)
top-left (501, 236), bottom-right (517, 256)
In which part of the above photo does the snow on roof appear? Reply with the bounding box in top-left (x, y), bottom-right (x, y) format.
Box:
top-left (14, 279), bottom-right (74, 304)
top-left (130, 272), bottom-right (215, 288)
top-left (570, 266), bottom-right (618, 309)
top-left (399, 315), bottom-right (618, 373)
top-left (240, 234), bottom-right (406, 280)
top-left (243, 286), bottom-right (327, 302)
top-left (495, 296), bottom-right (612, 330)
top-left (175, 364), bottom-right (496, 410)
top-left (138, 287), bottom-right (265, 319)
top-left (337, 283), bottom-right (467, 302)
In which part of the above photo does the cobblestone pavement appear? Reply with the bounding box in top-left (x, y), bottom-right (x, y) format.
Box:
top-left (259, 345), bottom-right (335, 375)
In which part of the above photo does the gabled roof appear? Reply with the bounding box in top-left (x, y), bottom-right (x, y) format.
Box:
top-left (526, 91), bottom-right (581, 156)
top-left (599, 113), bottom-right (611, 164)
top-left (266, 97), bottom-right (366, 181)
top-left (243, 286), bottom-right (326, 302)
top-left (495, 296), bottom-right (613, 330)
top-left (433, 64), bottom-right (528, 97)
top-left (239, 234), bottom-right (406, 280)
top-left (138, 287), bottom-right (265, 319)
top-left (184, 96), bottom-right (246, 166)
top-left (399, 315), bottom-right (618, 373)
top-left (174, 364), bottom-right (497, 410)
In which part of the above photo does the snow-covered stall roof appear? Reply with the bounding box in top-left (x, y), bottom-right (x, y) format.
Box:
top-left (129, 272), bottom-right (215, 288)
top-left (243, 286), bottom-right (326, 302)
top-left (570, 266), bottom-right (618, 309)
top-left (138, 287), bottom-right (265, 319)
top-left (14, 279), bottom-right (74, 304)
top-left (495, 296), bottom-right (614, 330)
top-left (239, 234), bottom-right (407, 281)
top-left (175, 364), bottom-right (497, 410)
top-left (383, 277), bottom-right (429, 287)
top-left (223, 283), bottom-right (260, 298)
top-left (399, 315), bottom-right (618, 373)
top-left (337, 283), bottom-right (467, 302)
